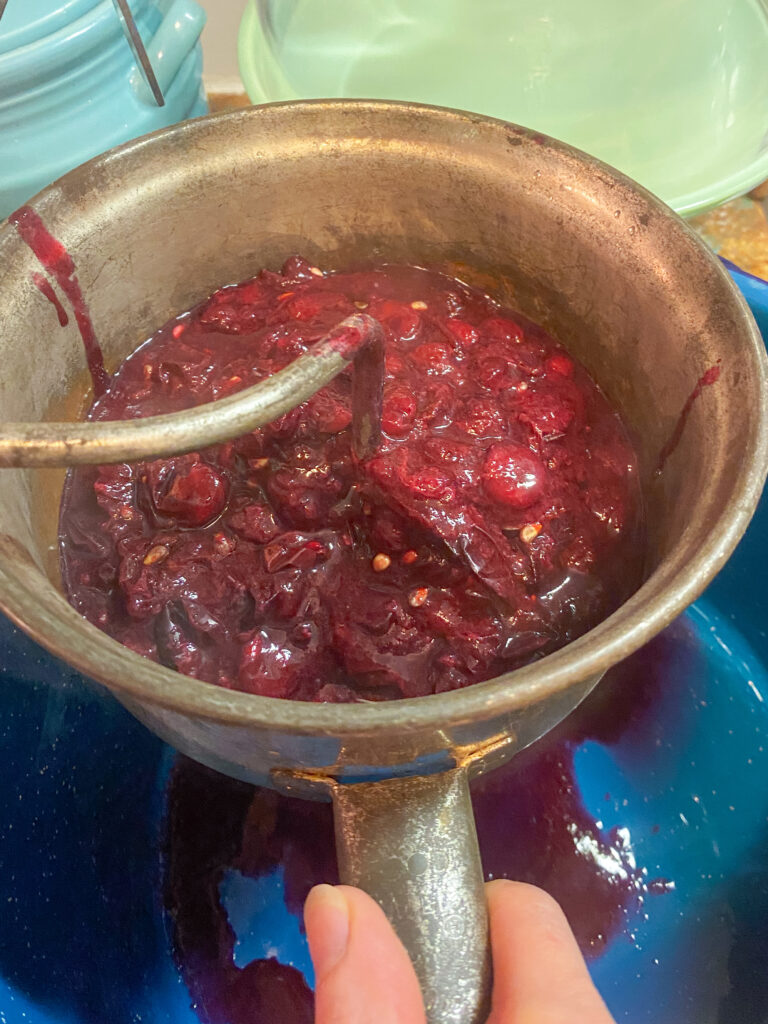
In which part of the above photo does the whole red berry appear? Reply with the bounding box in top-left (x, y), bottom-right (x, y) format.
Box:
top-left (481, 443), bottom-right (546, 508)
top-left (382, 385), bottom-right (418, 437)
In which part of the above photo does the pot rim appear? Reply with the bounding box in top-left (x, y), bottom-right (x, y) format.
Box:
top-left (236, 2), bottom-right (768, 218)
top-left (3, 99), bottom-right (767, 736)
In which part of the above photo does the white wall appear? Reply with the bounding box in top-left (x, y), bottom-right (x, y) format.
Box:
top-left (200, 0), bottom-right (247, 90)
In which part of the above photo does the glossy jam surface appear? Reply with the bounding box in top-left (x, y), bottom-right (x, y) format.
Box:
top-left (59, 258), bottom-right (643, 701)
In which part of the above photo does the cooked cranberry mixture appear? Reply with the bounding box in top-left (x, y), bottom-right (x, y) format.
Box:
top-left (59, 258), bottom-right (643, 701)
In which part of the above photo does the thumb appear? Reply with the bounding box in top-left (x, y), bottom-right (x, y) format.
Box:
top-left (305, 884), bottom-right (426, 1024)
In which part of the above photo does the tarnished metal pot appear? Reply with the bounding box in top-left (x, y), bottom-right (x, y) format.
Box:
top-left (0, 102), bottom-right (766, 1023)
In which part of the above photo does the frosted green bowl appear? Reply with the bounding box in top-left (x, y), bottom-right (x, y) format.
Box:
top-left (238, 0), bottom-right (768, 216)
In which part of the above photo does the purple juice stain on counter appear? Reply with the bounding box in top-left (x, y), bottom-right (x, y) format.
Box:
top-left (163, 760), bottom-right (328, 1024)
top-left (162, 628), bottom-right (677, 1022)
top-left (10, 205), bottom-right (108, 397)
top-left (472, 626), bottom-right (676, 954)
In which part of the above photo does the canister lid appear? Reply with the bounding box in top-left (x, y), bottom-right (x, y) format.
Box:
top-left (0, 0), bottom-right (143, 57)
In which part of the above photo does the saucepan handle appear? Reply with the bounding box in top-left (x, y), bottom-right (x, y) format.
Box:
top-left (332, 768), bottom-right (491, 1024)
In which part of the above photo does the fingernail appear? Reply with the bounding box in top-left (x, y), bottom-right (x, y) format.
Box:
top-left (305, 884), bottom-right (350, 974)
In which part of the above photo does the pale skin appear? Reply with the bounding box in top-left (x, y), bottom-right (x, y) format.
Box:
top-left (304, 880), bottom-right (617, 1024)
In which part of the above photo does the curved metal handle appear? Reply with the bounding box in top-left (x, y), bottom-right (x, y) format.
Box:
top-left (0, 314), bottom-right (383, 468)
top-left (114, 0), bottom-right (165, 107)
top-left (333, 769), bottom-right (492, 1024)
top-left (127, 0), bottom-right (207, 106)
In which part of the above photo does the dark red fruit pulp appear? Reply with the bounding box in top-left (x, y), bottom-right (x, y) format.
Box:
top-left (59, 257), bottom-right (643, 701)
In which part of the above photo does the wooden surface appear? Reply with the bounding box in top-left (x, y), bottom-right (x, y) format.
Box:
top-left (692, 188), bottom-right (768, 280)
top-left (208, 92), bottom-right (252, 113)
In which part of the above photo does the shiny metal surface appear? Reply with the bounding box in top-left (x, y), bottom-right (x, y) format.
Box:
top-left (0, 313), bottom-right (383, 465)
top-left (334, 770), bottom-right (491, 1024)
top-left (0, 102), bottom-right (766, 1022)
top-left (111, 0), bottom-right (165, 107)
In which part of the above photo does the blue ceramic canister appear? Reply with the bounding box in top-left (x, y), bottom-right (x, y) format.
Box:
top-left (0, 0), bottom-right (207, 219)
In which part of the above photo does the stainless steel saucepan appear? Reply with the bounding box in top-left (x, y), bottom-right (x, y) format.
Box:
top-left (0, 102), bottom-right (766, 1023)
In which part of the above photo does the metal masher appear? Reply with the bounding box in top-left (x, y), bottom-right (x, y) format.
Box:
top-left (0, 313), bottom-right (384, 467)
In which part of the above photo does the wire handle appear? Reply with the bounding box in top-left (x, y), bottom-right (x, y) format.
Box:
top-left (111, 0), bottom-right (165, 106)
top-left (0, 314), bottom-right (384, 468)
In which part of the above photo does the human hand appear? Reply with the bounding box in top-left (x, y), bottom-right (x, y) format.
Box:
top-left (304, 879), bottom-right (616, 1023)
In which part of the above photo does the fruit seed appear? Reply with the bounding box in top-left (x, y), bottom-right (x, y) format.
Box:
top-left (143, 544), bottom-right (169, 565)
top-left (519, 523), bottom-right (543, 543)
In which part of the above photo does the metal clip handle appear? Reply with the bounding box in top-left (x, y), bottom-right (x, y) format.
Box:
top-left (0, 314), bottom-right (383, 468)
top-left (333, 769), bottom-right (492, 1024)
top-left (111, 0), bottom-right (165, 107)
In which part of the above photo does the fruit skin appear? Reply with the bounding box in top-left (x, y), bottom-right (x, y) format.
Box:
top-left (60, 258), bottom-right (643, 703)
top-left (481, 443), bottom-right (546, 509)
top-left (382, 384), bottom-right (418, 438)
top-left (156, 461), bottom-right (228, 528)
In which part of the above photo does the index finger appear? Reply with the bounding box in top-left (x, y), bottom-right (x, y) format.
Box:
top-left (486, 880), bottom-right (616, 1024)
